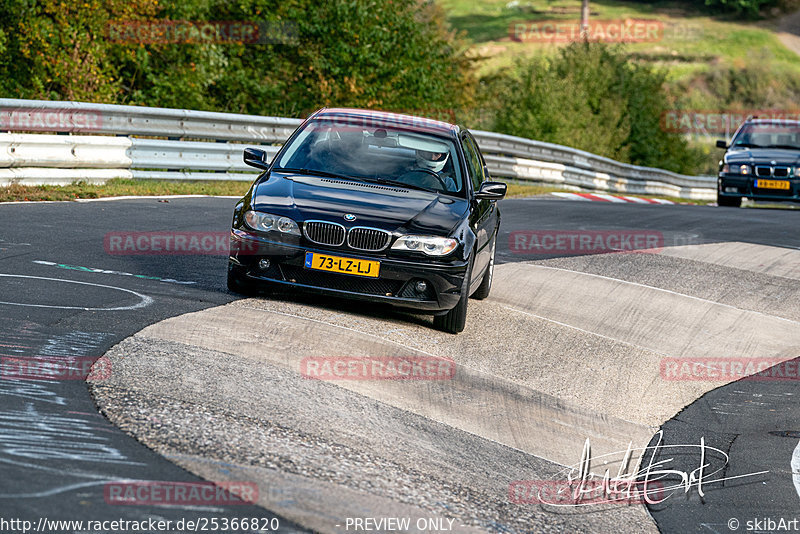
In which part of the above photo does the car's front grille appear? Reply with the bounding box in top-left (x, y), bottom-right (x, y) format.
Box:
top-left (304, 221), bottom-right (346, 246)
top-left (347, 227), bottom-right (392, 251)
top-left (755, 165), bottom-right (791, 177)
top-left (280, 265), bottom-right (404, 296)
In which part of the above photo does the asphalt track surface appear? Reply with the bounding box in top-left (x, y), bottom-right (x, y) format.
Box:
top-left (0, 196), bottom-right (798, 533)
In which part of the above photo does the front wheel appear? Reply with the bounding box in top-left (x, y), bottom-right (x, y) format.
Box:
top-left (717, 192), bottom-right (742, 207)
top-left (434, 257), bottom-right (472, 334)
top-left (471, 237), bottom-right (496, 300)
top-left (227, 264), bottom-right (258, 296)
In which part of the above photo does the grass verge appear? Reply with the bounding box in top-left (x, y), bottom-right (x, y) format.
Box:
top-left (0, 179), bottom-right (252, 202)
top-left (1, 178), bottom-right (710, 205)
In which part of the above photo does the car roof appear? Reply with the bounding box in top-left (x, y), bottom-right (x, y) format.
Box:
top-left (308, 108), bottom-right (460, 137)
top-left (745, 118), bottom-right (800, 126)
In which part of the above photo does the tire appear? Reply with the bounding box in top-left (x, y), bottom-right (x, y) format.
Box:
top-left (227, 264), bottom-right (258, 296)
top-left (471, 237), bottom-right (496, 301)
top-left (434, 256), bottom-right (472, 334)
top-left (717, 192), bottom-right (742, 208)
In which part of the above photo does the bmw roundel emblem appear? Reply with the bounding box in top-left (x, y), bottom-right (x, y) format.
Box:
top-left (344, 213), bottom-right (357, 221)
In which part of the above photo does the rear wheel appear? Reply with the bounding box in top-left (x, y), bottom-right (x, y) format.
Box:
top-left (717, 192), bottom-right (742, 207)
top-left (434, 256), bottom-right (472, 334)
top-left (471, 237), bottom-right (496, 301)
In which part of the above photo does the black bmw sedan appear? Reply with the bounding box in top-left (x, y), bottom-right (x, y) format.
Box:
top-left (717, 117), bottom-right (800, 207)
top-left (228, 108), bottom-right (506, 333)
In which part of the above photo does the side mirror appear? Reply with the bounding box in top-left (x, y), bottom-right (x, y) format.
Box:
top-left (243, 148), bottom-right (269, 170)
top-left (475, 181), bottom-right (507, 200)
top-left (716, 140), bottom-right (728, 149)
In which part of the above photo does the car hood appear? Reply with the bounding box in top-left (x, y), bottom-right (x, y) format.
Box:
top-left (725, 148), bottom-right (800, 165)
top-left (250, 172), bottom-right (469, 235)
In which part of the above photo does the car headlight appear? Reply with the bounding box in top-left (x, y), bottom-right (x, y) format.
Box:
top-left (795, 167), bottom-right (800, 177)
top-left (391, 235), bottom-right (458, 256)
top-left (739, 164), bottom-right (750, 175)
top-left (722, 164), bottom-right (730, 173)
top-left (244, 210), bottom-right (300, 235)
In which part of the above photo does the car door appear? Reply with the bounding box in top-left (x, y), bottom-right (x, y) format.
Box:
top-left (460, 131), bottom-right (494, 287)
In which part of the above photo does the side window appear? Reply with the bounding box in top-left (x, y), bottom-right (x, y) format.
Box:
top-left (461, 134), bottom-right (484, 192)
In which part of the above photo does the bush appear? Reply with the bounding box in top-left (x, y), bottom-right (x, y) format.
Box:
top-left (491, 42), bottom-right (704, 175)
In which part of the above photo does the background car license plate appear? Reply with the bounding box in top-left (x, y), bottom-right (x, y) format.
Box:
top-left (304, 252), bottom-right (380, 278)
top-left (756, 179), bottom-right (790, 190)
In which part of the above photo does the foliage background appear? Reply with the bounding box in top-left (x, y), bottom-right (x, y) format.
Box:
top-left (2, 0), bottom-right (800, 175)
top-left (0, 0), bottom-right (475, 116)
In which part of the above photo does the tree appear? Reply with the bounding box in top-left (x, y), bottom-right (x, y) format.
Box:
top-left (580, 0), bottom-right (589, 40)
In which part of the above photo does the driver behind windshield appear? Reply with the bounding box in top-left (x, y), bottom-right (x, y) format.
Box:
top-left (417, 149), bottom-right (457, 189)
top-left (396, 148), bottom-right (457, 193)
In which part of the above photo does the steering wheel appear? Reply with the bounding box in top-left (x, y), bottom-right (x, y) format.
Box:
top-left (398, 168), bottom-right (448, 191)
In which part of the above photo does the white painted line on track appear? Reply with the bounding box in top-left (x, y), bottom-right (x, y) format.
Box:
top-left (0, 274), bottom-right (153, 311)
top-left (0, 195), bottom-right (241, 205)
top-left (74, 195), bottom-right (241, 202)
top-left (0, 200), bottom-right (72, 205)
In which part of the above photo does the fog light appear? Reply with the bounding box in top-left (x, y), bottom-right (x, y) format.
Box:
top-left (724, 187), bottom-right (738, 193)
top-left (414, 280), bottom-right (428, 293)
top-left (258, 259), bottom-right (271, 270)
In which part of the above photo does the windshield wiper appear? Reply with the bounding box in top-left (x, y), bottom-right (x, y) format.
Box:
top-left (733, 143), bottom-right (764, 148)
top-left (767, 144), bottom-right (800, 150)
top-left (365, 178), bottom-right (438, 194)
top-left (273, 167), bottom-right (358, 181)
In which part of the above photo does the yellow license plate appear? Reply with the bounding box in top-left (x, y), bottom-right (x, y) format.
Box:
top-left (304, 252), bottom-right (380, 278)
top-left (756, 179), bottom-right (791, 190)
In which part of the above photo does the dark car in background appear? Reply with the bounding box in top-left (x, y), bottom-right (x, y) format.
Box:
top-left (717, 117), bottom-right (800, 207)
top-left (228, 108), bottom-right (507, 333)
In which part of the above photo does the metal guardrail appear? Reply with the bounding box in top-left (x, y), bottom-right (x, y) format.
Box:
top-left (0, 98), bottom-right (715, 199)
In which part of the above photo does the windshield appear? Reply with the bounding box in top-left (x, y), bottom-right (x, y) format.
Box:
top-left (731, 123), bottom-right (800, 149)
top-left (275, 118), bottom-right (464, 196)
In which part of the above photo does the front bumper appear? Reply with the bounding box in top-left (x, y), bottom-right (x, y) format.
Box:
top-left (718, 174), bottom-right (800, 202)
top-left (229, 229), bottom-right (467, 313)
